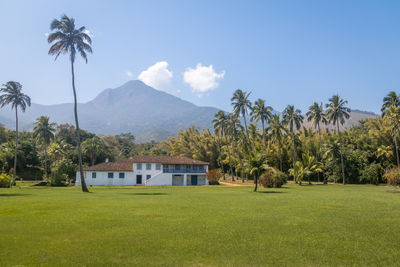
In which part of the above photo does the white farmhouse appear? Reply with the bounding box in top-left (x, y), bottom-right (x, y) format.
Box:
top-left (75, 156), bottom-right (209, 186)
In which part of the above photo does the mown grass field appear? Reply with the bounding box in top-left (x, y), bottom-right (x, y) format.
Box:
top-left (1, 182), bottom-right (399, 266)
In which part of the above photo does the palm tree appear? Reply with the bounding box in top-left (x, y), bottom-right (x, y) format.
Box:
top-left (231, 89), bottom-right (252, 150)
top-left (213, 111), bottom-right (235, 181)
top-left (282, 105), bottom-right (304, 179)
top-left (33, 116), bottom-right (56, 180)
top-left (385, 105), bottom-right (400, 168)
top-left (381, 91), bottom-right (399, 114)
top-left (325, 94), bottom-right (350, 184)
top-left (381, 92), bottom-right (400, 167)
top-left (306, 102), bottom-right (327, 183)
top-left (227, 114), bottom-right (246, 181)
top-left (251, 99), bottom-right (272, 153)
top-left (47, 15), bottom-right (92, 192)
top-left (82, 136), bottom-right (106, 166)
top-left (0, 81), bottom-right (31, 180)
top-left (266, 114), bottom-right (287, 171)
top-left (245, 151), bottom-right (268, 192)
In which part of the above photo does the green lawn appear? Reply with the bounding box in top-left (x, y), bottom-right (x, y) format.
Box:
top-left (1, 183), bottom-right (399, 266)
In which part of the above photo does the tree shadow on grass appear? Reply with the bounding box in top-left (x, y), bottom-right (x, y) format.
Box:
top-left (123, 192), bottom-right (168, 196)
top-left (257, 191), bottom-right (285, 194)
top-left (0, 193), bottom-right (31, 197)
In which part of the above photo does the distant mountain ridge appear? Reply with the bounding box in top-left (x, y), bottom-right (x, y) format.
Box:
top-left (0, 80), bottom-right (378, 141)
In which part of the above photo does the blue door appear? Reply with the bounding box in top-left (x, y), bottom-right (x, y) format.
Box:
top-left (191, 175), bottom-right (198, 185)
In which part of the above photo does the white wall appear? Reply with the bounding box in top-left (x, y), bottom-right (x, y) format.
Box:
top-left (146, 173), bottom-right (173, 186)
top-left (133, 163), bottom-right (163, 184)
top-left (75, 171), bottom-right (136, 186)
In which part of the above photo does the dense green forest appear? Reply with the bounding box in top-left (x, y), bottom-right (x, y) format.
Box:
top-left (1, 89), bottom-right (400, 188)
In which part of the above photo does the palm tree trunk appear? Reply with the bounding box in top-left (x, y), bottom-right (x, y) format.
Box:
top-left (292, 131), bottom-right (297, 183)
top-left (394, 128), bottom-right (400, 168)
top-left (235, 140), bottom-right (244, 182)
top-left (13, 107), bottom-right (18, 184)
top-left (254, 171), bottom-right (258, 192)
top-left (71, 60), bottom-right (89, 193)
top-left (279, 142), bottom-right (283, 171)
top-left (337, 121), bottom-right (345, 185)
top-left (224, 132), bottom-right (235, 181)
top-left (318, 124), bottom-right (327, 184)
top-left (243, 112), bottom-right (252, 151)
top-left (217, 137), bottom-right (226, 180)
top-left (44, 145), bottom-right (48, 179)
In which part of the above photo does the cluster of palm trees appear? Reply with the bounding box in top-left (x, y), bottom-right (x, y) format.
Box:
top-left (213, 89), bottom-right (351, 190)
top-left (381, 91), bottom-right (400, 168)
top-left (0, 15), bottom-right (91, 192)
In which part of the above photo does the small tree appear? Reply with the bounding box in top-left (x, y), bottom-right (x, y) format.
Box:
top-left (206, 169), bottom-right (221, 185)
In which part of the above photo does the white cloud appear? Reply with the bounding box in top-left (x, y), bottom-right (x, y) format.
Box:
top-left (125, 71), bottom-right (133, 77)
top-left (138, 61), bottom-right (173, 91)
top-left (183, 64), bottom-right (225, 96)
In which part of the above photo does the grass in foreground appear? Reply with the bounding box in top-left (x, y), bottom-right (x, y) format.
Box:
top-left (0, 182), bottom-right (399, 266)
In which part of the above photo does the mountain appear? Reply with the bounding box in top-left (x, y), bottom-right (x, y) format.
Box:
top-left (0, 80), bottom-right (379, 141)
top-left (0, 80), bottom-right (219, 142)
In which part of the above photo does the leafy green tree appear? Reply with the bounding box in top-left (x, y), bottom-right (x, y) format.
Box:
top-left (381, 91), bottom-right (399, 114)
top-left (231, 89), bottom-right (252, 150)
top-left (82, 136), bottom-right (107, 166)
top-left (251, 99), bottom-right (272, 153)
top-left (0, 81), bottom-right (31, 179)
top-left (267, 114), bottom-right (287, 171)
top-left (282, 105), bottom-right (304, 177)
top-left (47, 15), bottom-right (93, 192)
top-left (33, 116), bottom-right (56, 179)
top-left (325, 95), bottom-right (350, 184)
top-left (306, 102), bottom-right (327, 183)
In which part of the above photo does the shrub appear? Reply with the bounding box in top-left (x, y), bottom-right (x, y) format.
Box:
top-left (259, 169), bottom-right (287, 188)
top-left (383, 168), bottom-right (400, 187)
top-left (50, 159), bottom-right (76, 186)
top-left (360, 163), bottom-right (383, 185)
top-left (0, 173), bottom-right (13, 188)
top-left (206, 169), bottom-right (221, 185)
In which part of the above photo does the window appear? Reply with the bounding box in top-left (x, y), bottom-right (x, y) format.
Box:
top-left (137, 163), bottom-right (142, 170)
top-left (146, 163), bottom-right (151, 170)
top-left (146, 174), bottom-right (151, 180)
top-left (108, 172), bottom-right (114, 178)
top-left (175, 164), bottom-right (181, 170)
top-left (156, 164), bottom-right (161, 170)
top-left (193, 165), bottom-right (198, 171)
top-left (119, 172), bottom-right (125, 179)
top-left (92, 172), bottom-right (96, 178)
top-left (199, 165), bottom-right (204, 171)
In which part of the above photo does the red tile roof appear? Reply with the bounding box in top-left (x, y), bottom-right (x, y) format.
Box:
top-left (83, 156), bottom-right (208, 172)
top-left (83, 158), bottom-right (134, 171)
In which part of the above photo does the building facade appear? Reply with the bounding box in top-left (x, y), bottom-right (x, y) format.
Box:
top-left (75, 156), bottom-right (209, 186)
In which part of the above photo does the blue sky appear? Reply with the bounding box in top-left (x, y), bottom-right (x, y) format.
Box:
top-left (1, 0), bottom-right (399, 114)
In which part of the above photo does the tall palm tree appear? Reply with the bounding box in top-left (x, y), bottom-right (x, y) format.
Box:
top-left (325, 94), bottom-right (350, 184)
top-left (0, 81), bottom-right (31, 180)
top-left (282, 105), bottom-right (304, 178)
top-left (251, 99), bottom-right (272, 153)
top-left (47, 15), bottom-right (92, 192)
top-left (381, 91), bottom-right (400, 114)
top-left (381, 91), bottom-right (400, 167)
top-left (231, 89), bottom-right (252, 150)
top-left (385, 105), bottom-right (400, 168)
top-left (213, 111), bottom-right (235, 180)
top-left (227, 113), bottom-right (244, 181)
top-left (306, 102), bottom-right (327, 183)
top-left (266, 114), bottom-right (287, 171)
top-left (33, 116), bottom-right (56, 180)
